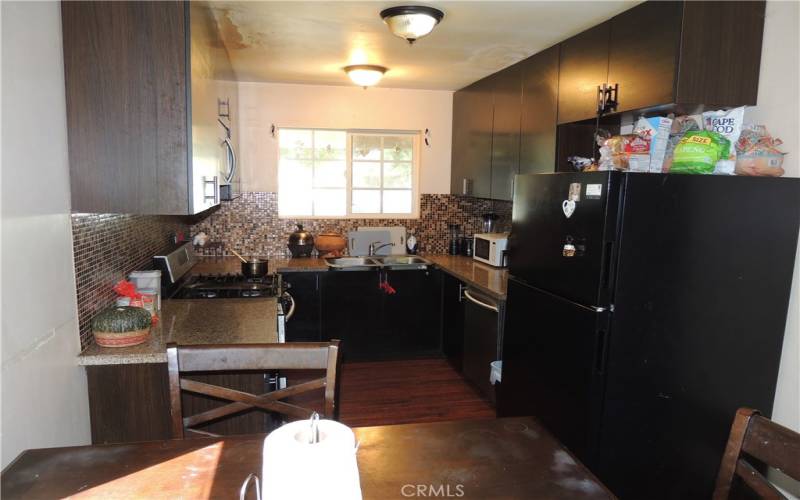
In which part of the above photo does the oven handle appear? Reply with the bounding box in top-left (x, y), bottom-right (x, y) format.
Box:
top-left (283, 292), bottom-right (296, 322)
top-left (463, 289), bottom-right (499, 313)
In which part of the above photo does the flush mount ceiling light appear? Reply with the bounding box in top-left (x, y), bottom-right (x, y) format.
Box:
top-left (380, 5), bottom-right (444, 45)
top-left (343, 64), bottom-right (388, 88)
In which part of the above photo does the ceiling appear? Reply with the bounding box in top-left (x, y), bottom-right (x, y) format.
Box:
top-left (208, 1), bottom-right (639, 91)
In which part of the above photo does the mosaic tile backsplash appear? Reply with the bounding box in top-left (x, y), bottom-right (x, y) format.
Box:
top-left (190, 193), bottom-right (512, 257)
top-left (72, 214), bottom-right (189, 349)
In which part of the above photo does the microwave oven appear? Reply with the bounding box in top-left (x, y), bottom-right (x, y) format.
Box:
top-left (473, 233), bottom-right (509, 267)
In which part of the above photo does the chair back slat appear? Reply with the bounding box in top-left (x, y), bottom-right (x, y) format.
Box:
top-left (166, 340), bottom-right (341, 439)
top-left (735, 459), bottom-right (785, 500)
top-left (741, 415), bottom-right (800, 480)
top-left (713, 408), bottom-right (800, 500)
top-left (176, 343), bottom-right (332, 371)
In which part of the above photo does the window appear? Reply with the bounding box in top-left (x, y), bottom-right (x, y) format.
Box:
top-left (278, 128), bottom-right (419, 218)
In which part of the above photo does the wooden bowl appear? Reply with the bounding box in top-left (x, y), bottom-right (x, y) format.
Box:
top-left (315, 233), bottom-right (347, 254)
top-left (94, 328), bottom-right (151, 348)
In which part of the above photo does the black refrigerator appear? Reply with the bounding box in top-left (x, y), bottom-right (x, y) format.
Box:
top-left (497, 171), bottom-right (800, 499)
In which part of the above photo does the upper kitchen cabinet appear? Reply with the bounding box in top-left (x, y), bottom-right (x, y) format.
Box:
top-left (62, 1), bottom-right (237, 215)
top-left (450, 78), bottom-right (494, 199)
top-left (556, 22), bottom-right (611, 125)
top-left (557, 0), bottom-right (765, 124)
top-left (605, 1), bottom-right (683, 115)
top-left (519, 45), bottom-right (559, 175)
top-left (489, 64), bottom-right (522, 201)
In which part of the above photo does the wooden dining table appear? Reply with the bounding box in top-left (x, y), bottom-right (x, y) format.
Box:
top-left (2, 416), bottom-right (615, 499)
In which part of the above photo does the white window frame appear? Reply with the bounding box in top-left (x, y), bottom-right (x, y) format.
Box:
top-left (277, 128), bottom-right (421, 219)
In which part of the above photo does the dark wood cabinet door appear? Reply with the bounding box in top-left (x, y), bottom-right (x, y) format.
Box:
top-left (675, 0), bottom-right (765, 107)
top-left (450, 79), bottom-right (493, 198)
top-left (320, 271), bottom-right (383, 362)
top-left (607, 1), bottom-right (683, 114)
top-left (489, 64), bottom-right (522, 201)
top-left (282, 272), bottom-right (322, 342)
top-left (61, 1), bottom-right (189, 214)
top-left (519, 45), bottom-right (560, 175)
top-left (557, 22), bottom-right (610, 124)
top-left (441, 274), bottom-right (465, 371)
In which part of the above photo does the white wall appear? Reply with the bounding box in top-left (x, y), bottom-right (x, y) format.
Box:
top-left (746, 1), bottom-right (800, 494)
top-left (748, 0), bottom-right (800, 434)
top-left (1, 1), bottom-right (90, 466)
top-left (236, 82), bottom-right (453, 194)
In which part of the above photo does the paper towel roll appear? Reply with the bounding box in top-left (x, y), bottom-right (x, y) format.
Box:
top-left (262, 419), bottom-right (362, 500)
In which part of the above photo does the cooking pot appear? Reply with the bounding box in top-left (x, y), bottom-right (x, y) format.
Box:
top-left (288, 224), bottom-right (314, 258)
top-left (241, 257), bottom-right (269, 278)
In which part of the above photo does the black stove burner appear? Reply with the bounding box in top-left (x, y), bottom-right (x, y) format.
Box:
top-left (173, 273), bottom-right (283, 299)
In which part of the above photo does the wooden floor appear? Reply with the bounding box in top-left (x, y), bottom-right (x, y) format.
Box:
top-left (337, 357), bottom-right (496, 428)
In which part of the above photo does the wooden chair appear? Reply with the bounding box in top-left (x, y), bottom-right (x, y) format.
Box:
top-left (166, 341), bottom-right (341, 439)
top-left (713, 408), bottom-right (800, 499)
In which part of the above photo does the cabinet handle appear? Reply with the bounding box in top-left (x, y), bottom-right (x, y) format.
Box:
top-left (462, 178), bottom-right (473, 196)
top-left (463, 289), bottom-right (499, 313)
top-left (223, 138), bottom-right (237, 184)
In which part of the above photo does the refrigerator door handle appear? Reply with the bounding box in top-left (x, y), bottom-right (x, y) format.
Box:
top-left (595, 329), bottom-right (609, 374)
top-left (463, 289), bottom-right (499, 313)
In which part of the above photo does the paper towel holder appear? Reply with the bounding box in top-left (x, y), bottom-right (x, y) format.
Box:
top-left (240, 473), bottom-right (261, 500)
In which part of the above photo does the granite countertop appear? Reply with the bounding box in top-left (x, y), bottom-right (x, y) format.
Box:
top-left (194, 255), bottom-right (507, 299)
top-left (423, 254), bottom-right (508, 300)
top-left (192, 256), bottom-right (329, 274)
top-left (78, 298), bottom-right (279, 365)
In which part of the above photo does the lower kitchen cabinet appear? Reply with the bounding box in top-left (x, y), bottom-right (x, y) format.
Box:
top-left (441, 273), bottom-right (466, 371)
top-left (282, 272), bottom-right (322, 342)
top-left (86, 363), bottom-right (273, 444)
top-left (321, 270), bottom-right (441, 361)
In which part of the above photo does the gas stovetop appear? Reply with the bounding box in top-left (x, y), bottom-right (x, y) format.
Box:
top-left (172, 273), bottom-right (283, 299)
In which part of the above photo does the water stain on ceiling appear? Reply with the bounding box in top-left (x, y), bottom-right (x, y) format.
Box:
top-left (208, 1), bottom-right (639, 91)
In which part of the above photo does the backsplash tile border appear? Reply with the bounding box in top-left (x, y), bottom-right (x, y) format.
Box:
top-left (190, 193), bottom-right (512, 257)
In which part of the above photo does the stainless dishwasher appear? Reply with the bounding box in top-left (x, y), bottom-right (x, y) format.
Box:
top-left (462, 287), bottom-right (503, 405)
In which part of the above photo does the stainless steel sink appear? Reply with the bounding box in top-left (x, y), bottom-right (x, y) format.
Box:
top-left (324, 255), bottom-right (432, 270)
top-left (324, 257), bottom-right (380, 270)
top-left (371, 255), bottom-right (432, 270)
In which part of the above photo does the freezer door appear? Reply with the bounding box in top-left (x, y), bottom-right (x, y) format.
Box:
top-left (509, 172), bottom-right (622, 307)
top-left (497, 278), bottom-right (609, 463)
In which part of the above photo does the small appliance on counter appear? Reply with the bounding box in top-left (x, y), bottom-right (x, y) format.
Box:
top-left (287, 224), bottom-right (314, 257)
top-left (473, 232), bottom-right (509, 267)
top-left (481, 213), bottom-right (500, 233)
top-left (447, 224), bottom-right (461, 255)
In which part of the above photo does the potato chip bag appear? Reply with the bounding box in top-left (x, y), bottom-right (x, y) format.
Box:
top-left (670, 130), bottom-right (731, 174)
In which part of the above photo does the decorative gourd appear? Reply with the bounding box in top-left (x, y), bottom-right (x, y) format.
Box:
top-left (92, 306), bottom-right (152, 348)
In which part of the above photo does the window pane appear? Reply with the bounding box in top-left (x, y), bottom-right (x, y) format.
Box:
top-left (279, 162), bottom-right (312, 216)
top-left (314, 161), bottom-right (346, 188)
top-left (313, 189), bottom-right (345, 216)
top-left (352, 135), bottom-right (381, 161)
top-left (383, 136), bottom-right (413, 161)
top-left (383, 162), bottom-right (412, 188)
top-left (279, 129), bottom-right (313, 160)
top-left (383, 190), bottom-right (412, 213)
top-left (314, 130), bottom-right (346, 160)
top-left (352, 162), bottom-right (381, 188)
top-left (352, 189), bottom-right (381, 213)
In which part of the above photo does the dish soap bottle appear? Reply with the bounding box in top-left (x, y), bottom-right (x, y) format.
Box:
top-left (406, 232), bottom-right (418, 255)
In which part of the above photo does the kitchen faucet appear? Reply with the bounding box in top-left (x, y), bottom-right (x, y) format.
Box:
top-left (368, 241), bottom-right (394, 256)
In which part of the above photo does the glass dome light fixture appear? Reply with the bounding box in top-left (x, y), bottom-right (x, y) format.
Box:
top-left (380, 5), bottom-right (444, 45)
top-left (343, 64), bottom-right (388, 88)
